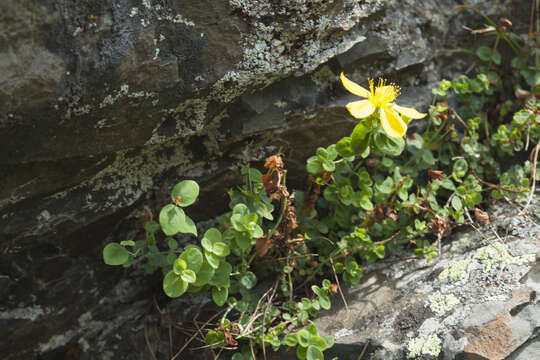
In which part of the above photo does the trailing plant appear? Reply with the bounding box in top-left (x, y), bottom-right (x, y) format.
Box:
top-left (103, 9), bottom-right (538, 360)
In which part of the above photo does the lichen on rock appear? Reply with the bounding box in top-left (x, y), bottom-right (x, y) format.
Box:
top-left (407, 334), bottom-right (442, 358)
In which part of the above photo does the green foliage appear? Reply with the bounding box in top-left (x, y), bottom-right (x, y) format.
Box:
top-left (103, 11), bottom-right (539, 359)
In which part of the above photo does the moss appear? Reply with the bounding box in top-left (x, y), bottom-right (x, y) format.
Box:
top-left (473, 242), bottom-right (536, 273)
top-left (438, 259), bottom-right (471, 282)
top-left (407, 334), bottom-right (442, 358)
top-left (429, 292), bottom-right (459, 316)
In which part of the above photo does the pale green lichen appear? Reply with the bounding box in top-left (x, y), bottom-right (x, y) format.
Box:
top-left (429, 292), bottom-right (459, 316)
top-left (407, 334), bottom-right (442, 358)
top-left (438, 259), bottom-right (470, 282)
top-left (474, 242), bottom-right (536, 272)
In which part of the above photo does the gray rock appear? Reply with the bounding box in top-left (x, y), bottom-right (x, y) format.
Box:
top-left (311, 195), bottom-right (540, 360)
top-left (0, 0), bottom-right (530, 359)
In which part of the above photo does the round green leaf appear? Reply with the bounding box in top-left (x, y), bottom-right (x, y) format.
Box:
top-left (297, 345), bottom-right (307, 360)
top-left (374, 131), bottom-right (404, 156)
top-left (453, 159), bottom-right (469, 178)
top-left (213, 242), bottom-right (230, 257)
top-left (209, 261), bottom-right (232, 288)
top-left (306, 345), bottom-right (324, 360)
top-left (163, 271), bottom-right (188, 298)
top-left (309, 336), bottom-right (328, 350)
top-left (181, 269), bottom-right (197, 283)
top-left (178, 215), bottom-right (197, 236)
top-left (103, 243), bottom-right (130, 265)
top-left (336, 137), bottom-right (354, 157)
top-left (173, 258), bottom-right (187, 275)
top-left (159, 204), bottom-right (185, 236)
top-left (179, 245), bottom-right (203, 272)
top-left (476, 46), bottom-right (492, 61)
top-left (171, 180), bottom-right (199, 207)
top-left (283, 334), bottom-right (298, 347)
top-left (168, 239), bottom-right (178, 250)
top-left (144, 220), bottom-right (161, 234)
top-left (212, 286), bottom-right (229, 306)
top-left (205, 330), bottom-right (225, 349)
top-left (203, 228), bottom-right (222, 245)
top-left (205, 251), bottom-right (220, 269)
top-left (252, 224), bottom-right (264, 239)
top-left (193, 261), bottom-right (215, 287)
top-left (240, 272), bottom-right (257, 289)
top-left (318, 295), bottom-right (331, 310)
top-left (297, 329), bottom-right (311, 347)
top-left (235, 232), bottom-right (251, 251)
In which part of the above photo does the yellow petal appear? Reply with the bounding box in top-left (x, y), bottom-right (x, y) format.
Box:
top-left (391, 104), bottom-right (426, 119)
top-left (380, 106), bottom-right (407, 138)
top-left (347, 100), bottom-right (375, 119)
top-left (341, 72), bottom-right (370, 98)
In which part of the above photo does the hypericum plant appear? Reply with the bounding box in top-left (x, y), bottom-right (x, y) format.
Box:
top-left (103, 8), bottom-right (538, 359)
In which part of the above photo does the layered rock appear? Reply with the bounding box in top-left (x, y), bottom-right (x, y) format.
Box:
top-left (0, 0), bottom-right (527, 359)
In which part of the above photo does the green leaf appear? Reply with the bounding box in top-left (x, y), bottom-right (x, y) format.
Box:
top-left (336, 137), bottom-right (354, 157)
top-left (234, 232), bottom-right (252, 251)
top-left (168, 239), bottom-right (178, 250)
top-left (144, 220), bottom-right (161, 234)
top-left (103, 243), bottom-right (130, 265)
top-left (171, 180), bottom-right (199, 207)
top-left (374, 131), bottom-right (405, 156)
top-left (351, 122), bottom-right (370, 155)
top-left (178, 215), bottom-right (197, 236)
top-left (283, 334), bottom-right (298, 347)
top-left (297, 345), bottom-right (307, 360)
top-left (440, 178), bottom-right (455, 191)
top-left (163, 271), bottom-right (188, 297)
top-left (181, 269), bottom-right (197, 283)
top-left (451, 196), bottom-right (463, 210)
top-left (179, 245), bottom-right (203, 272)
top-left (491, 49), bottom-right (501, 65)
top-left (192, 261), bottom-right (215, 287)
top-left (205, 251), bottom-right (220, 269)
top-left (306, 345), bottom-right (324, 360)
top-left (213, 242), bottom-right (230, 257)
top-left (476, 46), bottom-right (492, 61)
top-left (309, 336), bottom-right (328, 350)
top-left (159, 204), bottom-right (186, 236)
top-left (297, 329), bottom-right (311, 347)
top-left (212, 286), bottom-right (228, 306)
top-left (322, 159), bottom-right (335, 172)
top-left (323, 336), bottom-right (334, 349)
top-left (205, 330), bottom-right (225, 349)
top-left (173, 258), bottom-right (187, 275)
top-left (252, 225), bottom-right (264, 239)
top-left (307, 157), bottom-right (324, 174)
top-left (240, 272), bottom-right (257, 289)
top-left (318, 295), bottom-right (331, 310)
top-left (453, 159), bottom-right (469, 178)
top-left (209, 261), bottom-right (232, 288)
top-left (120, 240), bottom-right (135, 247)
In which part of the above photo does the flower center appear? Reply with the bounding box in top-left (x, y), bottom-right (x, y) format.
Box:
top-left (369, 78), bottom-right (400, 107)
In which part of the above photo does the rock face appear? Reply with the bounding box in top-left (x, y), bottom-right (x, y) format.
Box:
top-left (311, 197), bottom-right (540, 360)
top-left (0, 0), bottom-right (527, 359)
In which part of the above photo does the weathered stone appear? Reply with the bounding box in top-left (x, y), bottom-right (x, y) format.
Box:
top-left (310, 194), bottom-right (540, 360)
top-left (0, 0), bottom-right (530, 359)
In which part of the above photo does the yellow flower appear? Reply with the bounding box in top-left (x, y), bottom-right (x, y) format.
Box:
top-left (340, 72), bottom-right (426, 138)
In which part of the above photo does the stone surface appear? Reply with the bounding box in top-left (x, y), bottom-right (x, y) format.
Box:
top-left (311, 195), bottom-right (540, 360)
top-left (0, 0), bottom-right (530, 359)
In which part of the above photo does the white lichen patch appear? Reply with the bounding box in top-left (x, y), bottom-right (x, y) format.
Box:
top-left (0, 306), bottom-right (45, 321)
top-left (429, 292), bottom-right (459, 316)
top-left (474, 242), bottom-right (536, 273)
top-left (407, 334), bottom-right (442, 358)
top-left (438, 259), bottom-right (471, 282)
